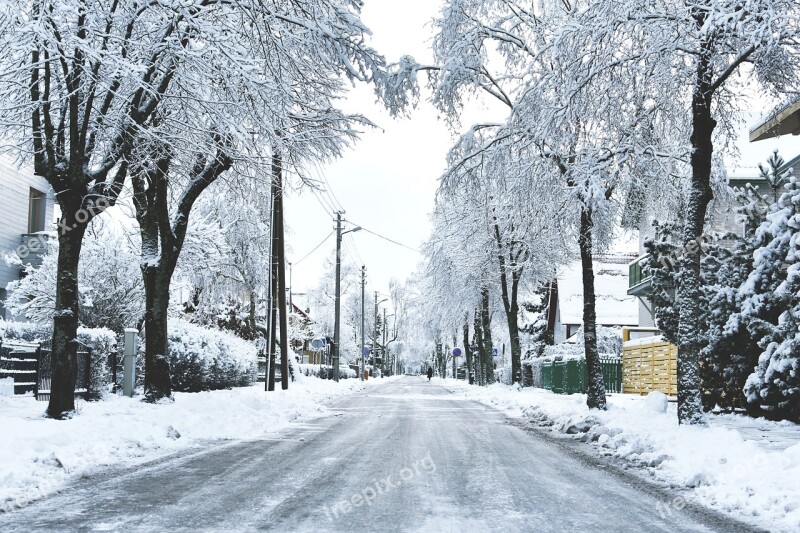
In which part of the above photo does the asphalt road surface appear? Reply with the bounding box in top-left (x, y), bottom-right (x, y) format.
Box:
top-left (0, 376), bottom-right (758, 532)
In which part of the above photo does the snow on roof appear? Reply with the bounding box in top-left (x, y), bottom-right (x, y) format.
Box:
top-left (557, 255), bottom-right (639, 326)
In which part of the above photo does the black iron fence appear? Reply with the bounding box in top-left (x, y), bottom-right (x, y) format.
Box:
top-left (0, 339), bottom-right (92, 400)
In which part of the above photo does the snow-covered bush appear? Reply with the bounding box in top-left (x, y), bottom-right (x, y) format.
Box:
top-left (165, 319), bottom-right (257, 392)
top-left (542, 342), bottom-right (583, 360)
top-left (297, 364), bottom-right (356, 380)
top-left (540, 326), bottom-right (622, 361)
top-left (77, 327), bottom-right (117, 399)
top-left (577, 326), bottom-right (623, 358)
top-left (0, 320), bottom-right (50, 343)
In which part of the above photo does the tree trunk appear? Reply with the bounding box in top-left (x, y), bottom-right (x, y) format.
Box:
top-left (579, 207), bottom-right (607, 410)
top-left (463, 316), bottom-right (473, 384)
top-left (493, 223), bottom-right (522, 384)
top-left (677, 53), bottom-right (716, 425)
top-left (247, 288), bottom-right (257, 334)
top-left (142, 264), bottom-right (172, 401)
top-left (508, 293), bottom-right (521, 385)
top-left (47, 213), bottom-right (87, 419)
top-left (481, 287), bottom-right (495, 384)
top-left (473, 309), bottom-right (484, 385)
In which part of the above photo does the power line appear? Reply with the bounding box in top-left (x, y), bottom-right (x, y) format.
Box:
top-left (309, 188), bottom-right (335, 218)
top-left (353, 225), bottom-right (420, 253)
top-left (294, 231), bottom-right (334, 265)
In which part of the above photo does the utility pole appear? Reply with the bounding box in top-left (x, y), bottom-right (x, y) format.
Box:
top-left (274, 148), bottom-right (290, 390)
top-left (382, 308), bottom-right (387, 377)
top-left (332, 217), bottom-right (361, 383)
top-left (373, 291), bottom-right (379, 376)
top-left (266, 156), bottom-right (279, 392)
top-left (333, 212), bottom-right (343, 382)
top-left (289, 263), bottom-right (294, 315)
top-left (360, 265), bottom-right (366, 381)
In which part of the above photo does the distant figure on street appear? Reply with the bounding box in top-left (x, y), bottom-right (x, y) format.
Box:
top-left (427, 367), bottom-right (433, 381)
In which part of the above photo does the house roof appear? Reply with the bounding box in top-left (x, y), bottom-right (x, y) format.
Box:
top-left (556, 254), bottom-right (639, 326)
top-left (750, 95), bottom-right (800, 142)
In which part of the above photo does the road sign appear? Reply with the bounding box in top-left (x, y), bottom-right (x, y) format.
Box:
top-left (362, 346), bottom-right (371, 356)
top-left (311, 338), bottom-right (326, 350)
top-left (492, 347), bottom-right (499, 357)
top-left (452, 347), bottom-right (462, 357)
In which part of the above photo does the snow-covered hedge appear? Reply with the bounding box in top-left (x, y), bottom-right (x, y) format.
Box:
top-left (297, 364), bottom-right (356, 380)
top-left (77, 327), bottom-right (117, 399)
top-left (539, 325), bottom-right (623, 361)
top-left (166, 319), bottom-right (258, 392)
top-left (0, 320), bottom-right (49, 343)
top-left (542, 342), bottom-right (584, 360)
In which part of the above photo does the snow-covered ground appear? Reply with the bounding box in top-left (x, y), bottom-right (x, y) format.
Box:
top-left (0, 375), bottom-right (398, 512)
top-left (443, 380), bottom-right (800, 532)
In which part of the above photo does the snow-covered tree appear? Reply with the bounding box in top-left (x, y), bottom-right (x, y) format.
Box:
top-left (0, 0), bottom-right (395, 416)
top-left (563, 0), bottom-right (800, 423)
top-left (737, 171), bottom-right (800, 421)
top-left (6, 218), bottom-right (143, 333)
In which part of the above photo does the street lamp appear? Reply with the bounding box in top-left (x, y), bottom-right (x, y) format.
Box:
top-left (333, 214), bottom-right (361, 382)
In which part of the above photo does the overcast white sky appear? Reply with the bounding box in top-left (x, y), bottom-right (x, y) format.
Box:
top-left (285, 1), bottom-right (451, 298)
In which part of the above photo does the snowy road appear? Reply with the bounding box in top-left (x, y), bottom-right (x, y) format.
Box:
top-left (0, 377), bottom-right (756, 532)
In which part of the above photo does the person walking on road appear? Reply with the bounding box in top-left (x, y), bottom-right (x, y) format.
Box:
top-left (426, 367), bottom-right (433, 381)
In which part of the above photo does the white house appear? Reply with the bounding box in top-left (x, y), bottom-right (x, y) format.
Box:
top-left (547, 253), bottom-right (640, 344)
top-left (0, 156), bottom-right (55, 319)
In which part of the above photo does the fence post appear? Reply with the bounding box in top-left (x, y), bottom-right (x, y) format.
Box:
top-left (34, 343), bottom-right (41, 400)
top-left (123, 329), bottom-right (138, 397)
top-left (85, 347), bottom-right (93, 400)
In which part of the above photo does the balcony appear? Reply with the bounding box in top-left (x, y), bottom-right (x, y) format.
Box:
top-left (627, 255), bottom-right (652, 297)
top-left (19, 233), bottom-right (55, 272)
top-left (750, 95), bottom-right (800, 142)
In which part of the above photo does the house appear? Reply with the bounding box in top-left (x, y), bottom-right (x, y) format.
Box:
top-left (750, 94), bottom-right (800, 142)
top-left (0, 157), bottom-right (55, 319)
top-left (289, 300), bottom-right (324, 364)
top-left (628, 104), bottom-right (800, 331)
top-left (547, 253), bottom-right (640, 344)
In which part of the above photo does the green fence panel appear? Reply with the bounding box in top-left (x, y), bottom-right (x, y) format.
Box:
top-left (535, 357), bottom-right (621, 395)
top-left (600, 357), bottom-right (622, 393)
top-left (564, 360), bottom-right (584, 394)
top-left (541, 363), bottom-right (553, 390)
top-left (551, 362), bottom-right (564, 394)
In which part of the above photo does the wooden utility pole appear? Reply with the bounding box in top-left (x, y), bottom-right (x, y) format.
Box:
top-left (333, 212), bottom-right (343, 382)
top-left (267, 160), bottom-right (279, 392)
top-left (382, 308), bottom-right (387, 376)
top-left (360, 265), bottom-right (366, 381)
top-left (273, 148), bottom-right (290, 389)
top-left (373, 291), bottom-right (379, 375)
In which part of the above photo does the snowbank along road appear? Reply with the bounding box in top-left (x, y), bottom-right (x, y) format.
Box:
top-left (0, 376), bottom-right (759, 532)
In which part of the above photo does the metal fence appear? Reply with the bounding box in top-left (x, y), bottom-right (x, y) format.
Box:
top-left (0, 340), bottom-right (40, 395)
top-left (36, 347), bottom-right (92, 401)
top-left (0, 340), bottom-right (92, 400)
top-left (528, 357), bottom-right (622, 395)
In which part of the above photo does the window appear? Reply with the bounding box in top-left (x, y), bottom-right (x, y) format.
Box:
top-left (28, 188), bottom-right (46, 233)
